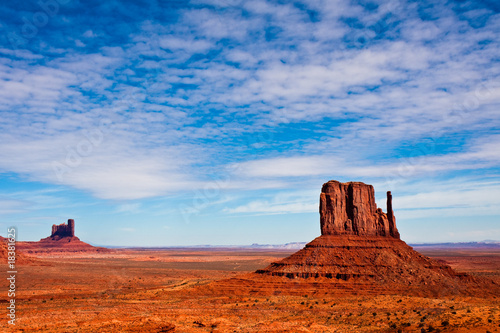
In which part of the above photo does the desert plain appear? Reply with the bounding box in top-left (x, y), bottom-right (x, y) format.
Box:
top-left (2, 246), bottom-right (500, 333)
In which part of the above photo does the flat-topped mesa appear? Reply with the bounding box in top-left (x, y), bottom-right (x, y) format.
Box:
top-left (320, 180), bottom-right (400, 238)
top-left (51, 219), bottom-right (75, 238)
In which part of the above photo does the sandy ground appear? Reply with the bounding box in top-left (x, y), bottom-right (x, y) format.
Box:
top-left (2, 248), bottom-right (500, 332)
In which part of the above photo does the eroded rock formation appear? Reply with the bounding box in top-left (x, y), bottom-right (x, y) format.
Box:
top-left (16, 219), bottom-right (111, 254)
top-left (233, 180), bottom-right (499, 296)
top-left (51, 219), bottom-right (75, 238)
top-left (320, 180), bottom-right (399, 238)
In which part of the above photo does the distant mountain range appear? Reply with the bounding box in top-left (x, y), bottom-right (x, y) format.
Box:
top-left (409, 241), bottom-right (500, 248)
top-left (250, 241), bottom-right (500, 249)
top-left (248, 242), bottom-right (308, 249)
top-left (104, 242), bottom-right (308, 250)
top-left (101, 241), bottom-right (500, 250)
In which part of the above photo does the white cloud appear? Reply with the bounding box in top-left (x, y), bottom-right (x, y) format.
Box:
top-left (233, 156), bottom-right (338, 178)
top-left (58, 154), bottom-right (193, 200)
top-left (83, 30), bottom-right (96, 38)
top-left (0, 0), bottom-right (499, 208)
top-left (0, 62), bottom-right (78, 113)
top-left (0, 133), bottom-right (199, 200)
top-left (231, 135), bottom-right (500, 181)
top-left (159, 37), bottom-right (212, 53)
top-left (395, 184), bottom-right (500, 214)
top-left (226, 190), bottom-right (318, 215)
top-left (75, 40), bottom-right (85, 48)
top-left (227, 200), bottom-right (317, 215)
top-left (0, 198), bottom-right (30, 215)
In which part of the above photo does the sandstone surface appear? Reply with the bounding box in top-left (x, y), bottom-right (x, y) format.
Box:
top-left (320, 180), bottom-right (399, 238)
top-left (0, 235), bottom-right (34, 264)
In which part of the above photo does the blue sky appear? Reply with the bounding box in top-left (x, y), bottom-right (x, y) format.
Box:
top-left (0, 0), bottom-right (499, 246)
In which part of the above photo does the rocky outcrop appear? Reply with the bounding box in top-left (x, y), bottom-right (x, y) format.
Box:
top-left (16, 219), bottom-right (111, 255)
top-left (320, 181), bottom-right (399, 238)
top-left (256, 235), bottom-right (463, 282)
top-left (51, 219), bottom-right (75, 238)
top-left (242, 180), bottom-right (498, 296)
top-left (0, 236), bottom-right (34, 264)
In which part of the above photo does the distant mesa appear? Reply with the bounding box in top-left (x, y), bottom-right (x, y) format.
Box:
top-left (50, 219), bottom-right (76, 239)
top-left (38, 218), bottom-right (82, 243)
top-left (209, 180), bottom-right (499, 297)
top-left (17, 219), bottom-right (110, 254)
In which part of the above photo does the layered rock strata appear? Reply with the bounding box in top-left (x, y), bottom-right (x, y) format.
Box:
top-left (243, 180), bottom-right (497, 296)
top-left (320, 180), bottom-right (399, 238)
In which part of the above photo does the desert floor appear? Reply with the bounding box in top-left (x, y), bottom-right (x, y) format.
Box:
top-left (2, 247), bottom-right (500, 332)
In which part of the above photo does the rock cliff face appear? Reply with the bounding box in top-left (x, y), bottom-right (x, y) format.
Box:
top-left (320, 181), bottom-right (399, 238)
top-left (51, 219), bottom-right (75, 238)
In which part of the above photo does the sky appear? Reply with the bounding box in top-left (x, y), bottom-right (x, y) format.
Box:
top-left (0, 0), bottom-right (499, 246)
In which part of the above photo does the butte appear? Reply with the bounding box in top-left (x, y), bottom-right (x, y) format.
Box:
top-left (16, 219), bottom-right (110, 254)
top-left (207, 180), bottom-right (498, 297)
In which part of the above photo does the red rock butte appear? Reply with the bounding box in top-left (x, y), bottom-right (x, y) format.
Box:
top-left (51, 219), bottom-right (75, 239)
top-left (205, 180), bottom-right (499, 297)
top-left (17, 219), bottom-right (110, 254)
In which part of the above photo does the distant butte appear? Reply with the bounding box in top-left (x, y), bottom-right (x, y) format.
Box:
top-left (208, 180), bottom-right (499, 297)
top-left (50, 219), bottom-right (76, 239)
top-left (17, 219), bottom-right (110, 254)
